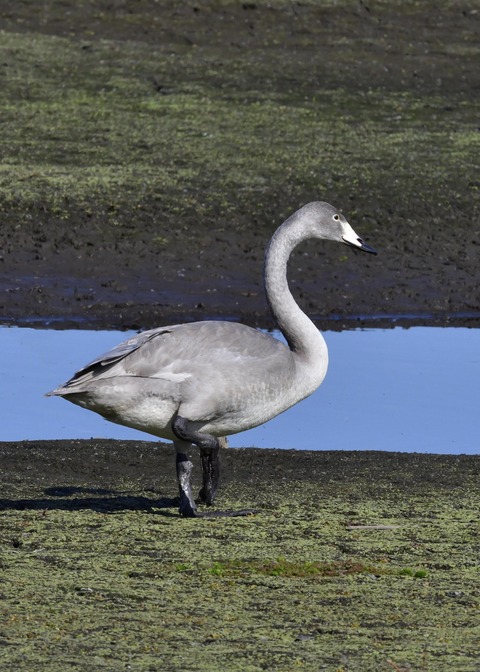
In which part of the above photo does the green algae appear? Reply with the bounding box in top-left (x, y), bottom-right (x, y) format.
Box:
top-left (1, 442), bottom-right (479, 671)
top-left (0, 4), bottom-right (478, 235)
top-left (1, 0), bottom-right (479, 331)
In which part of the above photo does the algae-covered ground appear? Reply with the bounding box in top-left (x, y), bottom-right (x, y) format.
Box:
top-left (1, 441), bottom-right (479, 671)
top-left (0, 0), bottom-right (479, 328)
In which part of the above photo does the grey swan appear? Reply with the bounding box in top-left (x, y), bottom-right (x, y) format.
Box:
top-left (47, 202), bottom-right (377, 517)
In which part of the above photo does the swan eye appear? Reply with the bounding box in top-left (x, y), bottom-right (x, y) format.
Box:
top-left (333, 214), bottom-right (340, 221)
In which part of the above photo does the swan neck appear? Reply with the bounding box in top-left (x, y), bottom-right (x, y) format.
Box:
top-left (264, 220), bottom-right (320, 355)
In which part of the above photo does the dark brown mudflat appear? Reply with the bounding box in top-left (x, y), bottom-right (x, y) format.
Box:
top-left (0, 1), bottom-right (479, 331)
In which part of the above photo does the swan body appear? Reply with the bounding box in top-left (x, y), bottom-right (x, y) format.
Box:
top-left (47, 202), bottom-right (376, 516)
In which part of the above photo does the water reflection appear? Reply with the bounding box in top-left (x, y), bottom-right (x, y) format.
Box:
top-left (1, 326), bottom-right (478, 455)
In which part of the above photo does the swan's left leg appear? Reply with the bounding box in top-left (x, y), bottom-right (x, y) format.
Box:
top-left (173, 439), bottom-right (197, 517)
top-left (172, 415), bottom-right (220, 508)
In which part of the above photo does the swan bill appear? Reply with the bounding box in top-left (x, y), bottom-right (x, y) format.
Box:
top-left (342, 236), bottom-right (377, 255)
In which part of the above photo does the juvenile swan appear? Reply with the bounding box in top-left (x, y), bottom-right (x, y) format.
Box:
top-left (47, 202), bottom-right (376, 516)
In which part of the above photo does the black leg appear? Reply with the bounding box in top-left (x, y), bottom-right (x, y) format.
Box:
top-left (172, 415), bottom-right (221, 508)
top-left (175, 451), bottom-right (197, 517)
top-left (199, 443), bottom-right (220, 505)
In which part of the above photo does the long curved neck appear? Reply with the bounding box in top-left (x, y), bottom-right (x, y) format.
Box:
top-left (264, 217), bottom-right (326, 366)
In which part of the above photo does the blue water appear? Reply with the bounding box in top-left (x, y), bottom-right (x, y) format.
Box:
top-left (1, 326), bottom-right (478, 454)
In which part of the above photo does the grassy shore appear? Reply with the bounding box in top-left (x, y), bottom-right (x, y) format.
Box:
top-left (1, 1), bottom-right (479, 327)
top-left (1, 2), bottom-right (478, 239)
top-left (1, 441), bottom-right (479, 671)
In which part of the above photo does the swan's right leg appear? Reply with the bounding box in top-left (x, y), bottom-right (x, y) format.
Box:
top-left (198, 441), bottom-right (220, 506)
top-left (173, 440), bottom-right (197, 517)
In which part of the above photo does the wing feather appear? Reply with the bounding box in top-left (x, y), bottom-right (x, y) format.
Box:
top-left (47, 321), bottom-right (291, 398)
top-left (47, 327), bottom-right (171, 393)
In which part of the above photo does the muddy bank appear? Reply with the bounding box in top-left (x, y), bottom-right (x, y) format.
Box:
top-left (0, 1), bottom-right (479, 330)
top-left (2, 440), bottom-right (479, 511)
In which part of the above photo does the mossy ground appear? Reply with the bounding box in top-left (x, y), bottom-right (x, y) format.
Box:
top-left (1, 23), bottom-right (476, 223)
top-left (1, 0), bottom-right (479, 327)
top-left (1, 441), bottom-right (479, 671)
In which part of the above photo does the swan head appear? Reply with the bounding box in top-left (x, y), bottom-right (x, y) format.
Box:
top-left (300, 202), bottom-right (377, 255)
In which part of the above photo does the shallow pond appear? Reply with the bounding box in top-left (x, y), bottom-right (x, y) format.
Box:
top-left (1, 326), bottom-right (478, 455)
